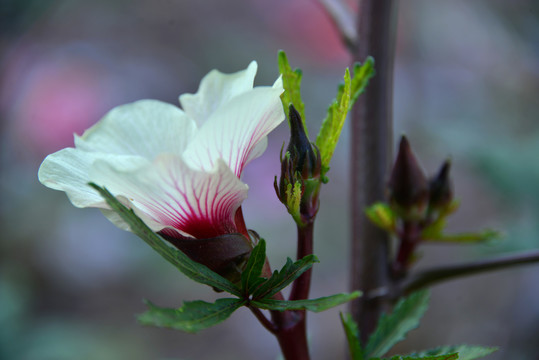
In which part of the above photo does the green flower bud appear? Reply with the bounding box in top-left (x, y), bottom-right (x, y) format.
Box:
top-left (275, 105), bottom-right (321, 224)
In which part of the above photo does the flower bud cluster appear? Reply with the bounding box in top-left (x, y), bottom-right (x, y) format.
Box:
top-left (387, 136), bottom-right (454, 277)
top-left (275, 105), bottom-right (322, 226)
top-left (388, 136), bottom-right (453, 222)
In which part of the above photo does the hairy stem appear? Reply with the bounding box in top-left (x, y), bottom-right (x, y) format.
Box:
top-left (349, 0), bottom-right (398, 344)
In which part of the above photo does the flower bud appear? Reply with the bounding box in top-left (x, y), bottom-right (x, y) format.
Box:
top-left (387, 136), bottom-right (429, 220)
top-left (160, 232), bottom-right (253, 284)
top-left (428, 160), bottom-right (453, 212)
top-left (275, 105), bottom-right (321, 224)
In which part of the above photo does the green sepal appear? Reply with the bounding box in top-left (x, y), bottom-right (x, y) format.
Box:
top-left (316, 57), bottom-right (375, 177)
top-left (365, 202), bottom-right (397, 233)
top-left (408, 345), bottom-right (498, 360)
top-left (251, 255), bottom-right (319, 299)
top-left (340, 312), bottom-right (364, 360)
top-left (278, 50), bottom-right (307, 135)
top-left (251, 291), bottom-right (361, 313)
top-left (286, 180), bottom-right (303, 224)
top-left (365, 290), bottom-right (430, 358)
top-left (241, 239), bottom-right (267, 295)
top-left (88, 183), bottom-right (242, 297)
top-left (138, 298), bottom-right (244, 333)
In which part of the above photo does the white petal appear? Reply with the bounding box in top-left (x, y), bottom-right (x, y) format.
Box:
top-left (178, 62), bottom-right (258, 127)
top-left (38, 147), bottom-right (147, 208)
top-left (89, 154), bottom-right (248, 239)
top-left (183, 86), bottom-right (285, 177)
top-left (75, 99), bottom-right (196, 159)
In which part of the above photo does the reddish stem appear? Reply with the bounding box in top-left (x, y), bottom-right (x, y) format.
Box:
top-left (273, 311), bottom-right (310, 360)
top-left (392, 221), bottom-right (422, 279)
top-left (290, 221), bottom-right (315, 301)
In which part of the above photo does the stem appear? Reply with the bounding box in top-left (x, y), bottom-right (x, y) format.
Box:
top-left (249, 306), bottom-right (276, 333)
top-left (349, 0), bottom-right (398, 344)
top-left (392, 222), bottom-right (422, 279)
top-left (395, 250), bottom-right (539, 298)
top-left (290, 221), bottom-right (315, 301)
top-left (270, 220), bottom-right (315, 360)
top-left (258, 222), bottom-right (313, 360)
top-left (273, 311), bottom-right (310, 360)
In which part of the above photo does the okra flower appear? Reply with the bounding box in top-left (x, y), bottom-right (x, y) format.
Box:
top-left (38, 62), bottom-right (285, 248)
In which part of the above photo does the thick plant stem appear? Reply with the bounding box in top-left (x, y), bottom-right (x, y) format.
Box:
top-left (273, 310), bottom-right (310, 360)
top-left (273, 220), bottom-right (315, 359)
top-left (290, 221), bottom-right (315, 301)
top-left (260, 221), bottom-right (315, 360)
top-left (350, 0), bottom-right (398, 344)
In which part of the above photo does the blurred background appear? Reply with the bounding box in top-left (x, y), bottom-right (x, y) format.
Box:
top-left (1, 0), bottom-right (538, 359)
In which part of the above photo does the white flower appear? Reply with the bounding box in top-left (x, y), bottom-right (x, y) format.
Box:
top-left (38, 62), bottom-right (285, 240)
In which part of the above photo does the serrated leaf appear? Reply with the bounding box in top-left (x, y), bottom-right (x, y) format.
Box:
top-left (365, 202), bottom-right (397, 233)
top-left (350, 57), bottom-right (375, 105)
top-left (409, 345), bottom-right (498, 360)
top-left (241, 239), bottom-right (267, 295)
top-left (252, 291), bottom-right (361, 312)
top-left (89, 183), bottom-right (242, 296)
top-left (316, 57), bottom-right (375, 177)
top-left (251, 255), bottom-right (319, 299)
top-left (365, 290), bottom-right (430, 358)
top-left (138, 298), bottom-right (244, 333)
top-left (278, 50), bottom-right (306, 134)
top-left (340, 312), bottom-right (364, 360)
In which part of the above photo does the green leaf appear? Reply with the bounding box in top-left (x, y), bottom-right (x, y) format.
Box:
top-left (424, 229), bottom-right (502, 244)
top-left (241, 239), bottom-right (267, 295)
top-left (138, 298), bottom-right (244, 333)
top-left (340, 312), bottom-right (364, 360)
top-left (365, 202), bottom-right (397, 233)
top-left (251, 255), bottom-right (319, 299)
top-left (350, 57), bottom-right (375, 106)
top-left (379, 354), bottom-right (459, 360)
top-left (409, 345), bottom-right (498, 360)
top-left (316, 57), bottom-right (375, 178)
top-left (251, 291), bottom-right (361, 312)
top-left (88, 183), bottom-right (242, 296)
top-left (278, 50), bottom-right (306, 134)
top-left (365, 290), bottom-right (430, 358)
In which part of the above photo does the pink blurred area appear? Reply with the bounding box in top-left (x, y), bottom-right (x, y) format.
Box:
top-left (3, 49), bottom-right (112, 156)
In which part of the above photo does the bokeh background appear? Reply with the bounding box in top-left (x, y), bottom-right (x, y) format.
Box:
top-left (1, 0), bottom-right (538, 359)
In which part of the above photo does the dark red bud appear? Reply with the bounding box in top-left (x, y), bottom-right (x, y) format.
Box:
top-left (160, 232), bottom-right (253, 285)
top-left (388, 136), bottom-right (429, 218)
top-left (429, 160), bottom-right (453, 211)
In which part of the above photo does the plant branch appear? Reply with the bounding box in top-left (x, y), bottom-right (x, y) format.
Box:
top-left (349, 0), bottom-right (398, 344)
top-left (317, 0), bottom-right (357, 51)
top-left (389, 250), bottom-right (539, 299)
top-left (249, 305), bottom-right (277, 334)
